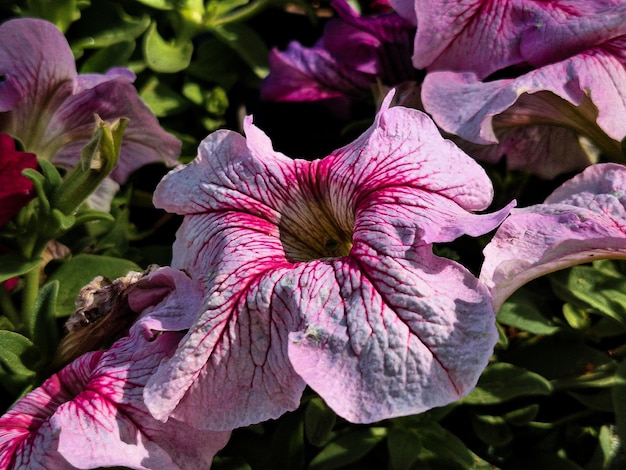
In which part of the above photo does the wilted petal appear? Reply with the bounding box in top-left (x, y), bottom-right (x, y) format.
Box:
top-left (0, 18), bottom-right (180, 184)
top-left (0, 267), bottom-right (230, 469)
top-left (481, 163), bottom-right (626, 311)
top-left (0, 133), bottom-right (36, 227)
top-left (148, 90), bottom-right (512, 427)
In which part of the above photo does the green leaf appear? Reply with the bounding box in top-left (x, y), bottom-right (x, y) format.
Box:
top-left (71, 5), bottom-right (150, 51)
top-left (24, 0), bottom-right (88, 32)
top-left (462, 362), bottom-right (553, 405)
top-left (0, 330), bottom-right (38, 396)
top-left (270, 410), bottom-right (305, 470)
top-left (46, 254), bottom-right (141, 316)
top-left (211, 23), bottom-right (269, 78)
top-left (497, 288), bottom-right (561, 335)
top-left (79, 40), bottom-right (136, 74)
top-left (141, 76), bottom-right (191, 117)
top-left (612, 358), bottom-right (626, 454)
top-left (0, 253), bottom-right (42, 284)
top-left (134, 0), bottom-right (174, 9)
top-left (470, 412), bottom-right (513, 447)
top-left (386, 428), bottom-right (420, 470)
top-left (551, 263), bottom-right (626, 329)
top-left (28, 281), bottom-right (59, 359)
top-left (304, 397), bottom-right (336, 447)
top-left (308, 427), bottom-right (387, 470)
top-left (416, 423), bottom-right (476, 470)
top-left (562, 303), bottom-right (591, 330)
top-left (502, 404), bottom-right (540, 426)
top-left (186, 39), bottom-right (241, 89)
top-left (143, 22), bottom-right (194, 73)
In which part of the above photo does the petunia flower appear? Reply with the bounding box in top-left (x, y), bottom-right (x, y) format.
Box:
top-left (0, 133), bottom-right (36, 228)
top-left (480, 163), bottom-right (626, 312)
top-left (144, 91), bottom-right (514, 430)
top-left (0, 267), bottom-right (230, 469)
top-left (260, 0), bottom-right (416, 113)
top-left (0, 18), bottom-right (181, 208)
top-left (417, 1), bottom-right (626, 178)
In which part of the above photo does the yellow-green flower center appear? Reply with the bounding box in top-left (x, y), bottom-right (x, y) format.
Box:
top-left (279, 197), bottom-right (354, 262)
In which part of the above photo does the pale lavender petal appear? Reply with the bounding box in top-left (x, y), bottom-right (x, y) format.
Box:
top-left (422, 52), bottom-right (626, 176)
top-left (148, 136), bottom-right (308, 428)
top-left (288, 249), bottom-right (498, 423)
top-left (519, 3), bottom-right (626, 67)
top-left (405, 0), bottom-right (525, 77)
top-left (454, 125), bottom-right (595, 180)
top-left (0, 18), bottom-right (76, 112)
top-left (398, 0), bottom-right (622, 78)
top-left (149, 91), bottom-right (512, 426)
top-left (29, 78), bottom-right (181, 183)
top-left (0, 268), bottom-right (230, 469)
top-left (0, 18), bottom-right (181, 184)
top-left (481, 163), bottom-right (626, 312)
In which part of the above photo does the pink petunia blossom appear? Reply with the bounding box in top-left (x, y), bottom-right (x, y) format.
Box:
top-left (0, 133), bottom-right (36, 228)
top-left (417, 1), bottom-right (626, 178)
top-left (481, 163), bottom-right (626, 312)
top-left (144, 91), bottom-right (514, 430)
top-left (390, 0), bottom-right (624, 78)
top-left (0, 267), bottom-right (230, 470)
top-left (0, 18), bottom-right (180, 200)
top-left (261, 0), bottom-right (416, 111)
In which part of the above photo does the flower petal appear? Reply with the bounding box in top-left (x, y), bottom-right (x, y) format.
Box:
top-left (396, 0), bottom-right (622, 78)
top-left (0, 18), bottom-right (76, 113)
top-left (422, 52), bottom-right (626, 176)
top-left (0, 18), bottom-right (181, 184)
top-left (480, 163), bottom-right (626, 311)
top-left (288, 248), bottom-right (498, 423)
top-left (150, 91), bottom-right (511, 427)
top-left (0, 268), bottom-right (230, 469)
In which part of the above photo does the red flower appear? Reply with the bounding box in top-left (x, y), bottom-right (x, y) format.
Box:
top-left (0, 133), bottom-right (37, 228)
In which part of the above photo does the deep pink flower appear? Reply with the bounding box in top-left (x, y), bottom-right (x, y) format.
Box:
top-left (261, 0), bottom-right (416, 110)
top-left (417, 1), bottom-right (626, 178)
top-left (0, 133), bottom-right (36, 228)
top-left (0, 267), bottom-right (230, 469)
top-left (481, 163), bottom-right (626, 311)
top-left (145, 91), bottom-right (513, 429)
top-left (0, 18), bottom-right (180, 189)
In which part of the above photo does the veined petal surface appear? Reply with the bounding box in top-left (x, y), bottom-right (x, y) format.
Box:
top-left (0, 267), bottom-right (229, 470)
top-left (149, 91), bottom-right (513, 428)
top-left (481, 163), bottom-right (626, 311)
top-left (422, 50), bottom-right (626, 178)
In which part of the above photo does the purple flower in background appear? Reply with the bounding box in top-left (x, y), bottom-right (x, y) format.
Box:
top-left (0, 267), bottom-right (230, 470)
top-left (416, 1), bottom-right (626, 178)
top-left (261, 0), bottom-right (416, 113)
top-left (481, 163), bottom-right (626, 311)
top-left (0, 18), bottom-right (181, 206)
top-left (144, 91), bottom-right (513, 430)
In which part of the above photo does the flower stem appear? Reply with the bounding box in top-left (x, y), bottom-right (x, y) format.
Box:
top-left (20, 266), bottom-right (40, 338)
